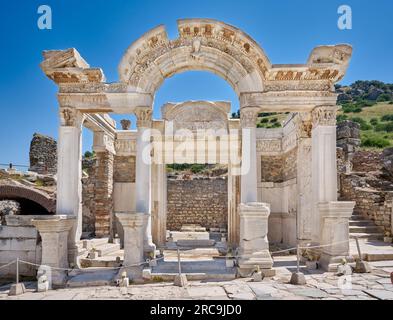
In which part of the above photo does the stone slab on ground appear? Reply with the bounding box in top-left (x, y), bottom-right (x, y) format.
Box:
top-left (67, 270), bottom-right (117, 288)
top-left (364, 289), bottom-right (393, 300)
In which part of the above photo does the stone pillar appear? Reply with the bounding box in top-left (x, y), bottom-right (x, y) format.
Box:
top-left (237, 203), bottom-right (274, 276)
top-left (31, 216), bottom-right (75, 287)
top-left (56, 107), bottom-right (84, 264)
top-left (152, 162), bottom-right (167, 247)
top-left (115, 212), bottom-right (146, 279)
top-left (296, 113), bottom-right (313, 242)
top-left (240, 107), bottom-right (259, 203)
top-left (318, 201), bottom-right (355, 271)
top-left (92, 131), bottom-right (115, 239)
top-left (311, 106), bottom-right (338, 242)
top-left (135, 108), bottom-right (156, 255)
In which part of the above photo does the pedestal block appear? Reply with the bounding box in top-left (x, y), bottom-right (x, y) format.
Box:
top-left (31, 216), bottom-right (75, 287)
top-left (318, 201), bottom-right (355, 271)
top-left (237, 202), bottom-right (274, 276)
top-left (116, 212), bottom-right (146, 279)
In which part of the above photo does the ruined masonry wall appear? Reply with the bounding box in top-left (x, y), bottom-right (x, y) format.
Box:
top-left (166, 177), bottom-right (228, 231)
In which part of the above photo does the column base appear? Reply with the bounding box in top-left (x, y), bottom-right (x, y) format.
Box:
top-left (67, 244), bottom-right (79, 267)
top-left (143, 243), bottom-right (157, 259)
top-left (319, 253), bottom-right (354, 272)
top-left (237, 250), bottom-right (275, 277)
top-left (51, 270), bottom-right (69, 288)
top-left (318, 201), bottom-right (355, 271)
top-left (237, 202), bottom-right (274, 277)
top-left (116, 266), bottom-right (143, 282)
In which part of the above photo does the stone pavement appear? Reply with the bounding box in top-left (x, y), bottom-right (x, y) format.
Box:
top-left (0, 258), bottom-right (392, 300)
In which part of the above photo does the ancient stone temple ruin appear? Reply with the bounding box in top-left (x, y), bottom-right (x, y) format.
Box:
top-left (33, 18), bottom-right (355, 284)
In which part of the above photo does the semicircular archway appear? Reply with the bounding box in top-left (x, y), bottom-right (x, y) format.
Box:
top-left (0, 185), bottom-right (55, 214)
top-left (118, 18), bottom-right (271, 96)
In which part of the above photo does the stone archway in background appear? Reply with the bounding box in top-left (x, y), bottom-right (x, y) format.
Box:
top-left (0, 185), bottom-right (55, 214)
top-left (150, 100), bottom-right (240, 247)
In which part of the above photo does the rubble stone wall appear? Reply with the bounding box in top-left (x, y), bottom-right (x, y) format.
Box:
top-left (340, 173), bottom-right (392, 237)
top-left (166, 177), bottom-right (228, 231)
top-left (29, 133), bottom-right (57, 174)
top-left (261, 148), bottom-right (297, 183)
top-left (82, 158), bottom-right (96, 234)
top-left (352, 150), bottom-right (383, 172)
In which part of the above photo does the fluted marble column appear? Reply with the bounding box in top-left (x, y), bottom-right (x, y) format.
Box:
top-left (56, 107), bottom-right (84, 264)
top-left (238, 107), bottom-right (273, 276)
top-left (311, 106), bottom-right (339, 242)
top-left (135, 108), bottom-right (156, 255)
top-left (240, 107), bottom-right (259, 203)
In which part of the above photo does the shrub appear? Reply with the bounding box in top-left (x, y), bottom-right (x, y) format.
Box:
top-left (342, 103), bottom-right (362, 113)
top-left (260, 118), bottom-right (269, 123)
top-left (351, 117), bottom-right (372, 130)
top-left (258, 112), bottom-right (273, 117)
top-left (357, 99), bottom-right (375, 107)
top-left (84, 151), bottom-right (94, 158)
top-left (269, 122), bottom-right (281, 128)
top-left (361, 136), bottom-right (390, 148)
top-left (269, 117), bottom-right (278, 123)
top-left (375, 122), bottom-right (393, 132)
top-left (336, 114), bottom-right (348, 123)
top-left (190, 164), bottom-right (206, 174)
top-left (381, 114), bottom-right (393, 122)
top-left (370, 118), bottom-right (379, 126)
top-left (377, 93), bottom-right (392, 102)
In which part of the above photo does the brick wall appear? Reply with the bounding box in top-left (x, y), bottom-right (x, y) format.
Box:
top-left (166, 177), bottom-right (228, 230)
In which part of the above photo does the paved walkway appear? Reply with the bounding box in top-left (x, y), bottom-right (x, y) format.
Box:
top-left (1, 258), bottom-right (392, 300)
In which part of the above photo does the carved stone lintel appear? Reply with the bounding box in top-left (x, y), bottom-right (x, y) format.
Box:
top-left (59, 107), bottom-right (85, 128)
top-left (312, 106), bottom-right (337, 127)
top-left (240, 107), bottom-right (259, 128)
top-left (135, 108), bottom-right (152, 128)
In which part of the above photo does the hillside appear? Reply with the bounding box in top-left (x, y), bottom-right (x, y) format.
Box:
top-left (231, 81), bottom-right (393, 149)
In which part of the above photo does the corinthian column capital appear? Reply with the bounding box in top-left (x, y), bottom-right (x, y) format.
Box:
top-left (240, 107), bottom-right (259, 128)
top-left (135, 107), bottom-right (152, 128)
top-left (59, 107), bottom-right (85, 128)
top-left (312, 105), bottom-right (337, 127)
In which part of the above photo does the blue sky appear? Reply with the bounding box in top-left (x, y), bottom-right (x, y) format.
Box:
top-left (0, 0), bottom-right (392, 166)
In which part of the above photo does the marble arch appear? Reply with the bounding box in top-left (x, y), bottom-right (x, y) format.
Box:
top-left (118, 19), bottom-right (269, 95)
top-left (37, 18), bottom-right (357, 285)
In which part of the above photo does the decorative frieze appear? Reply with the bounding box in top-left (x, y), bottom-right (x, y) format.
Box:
top-left (256, 139), bottom-right (281, 153)
top-left (115, 140), bottom-right (137, 154)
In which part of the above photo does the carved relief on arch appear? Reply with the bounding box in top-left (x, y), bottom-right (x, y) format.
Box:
top-left (118, 19), bottom-right (270, 94)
